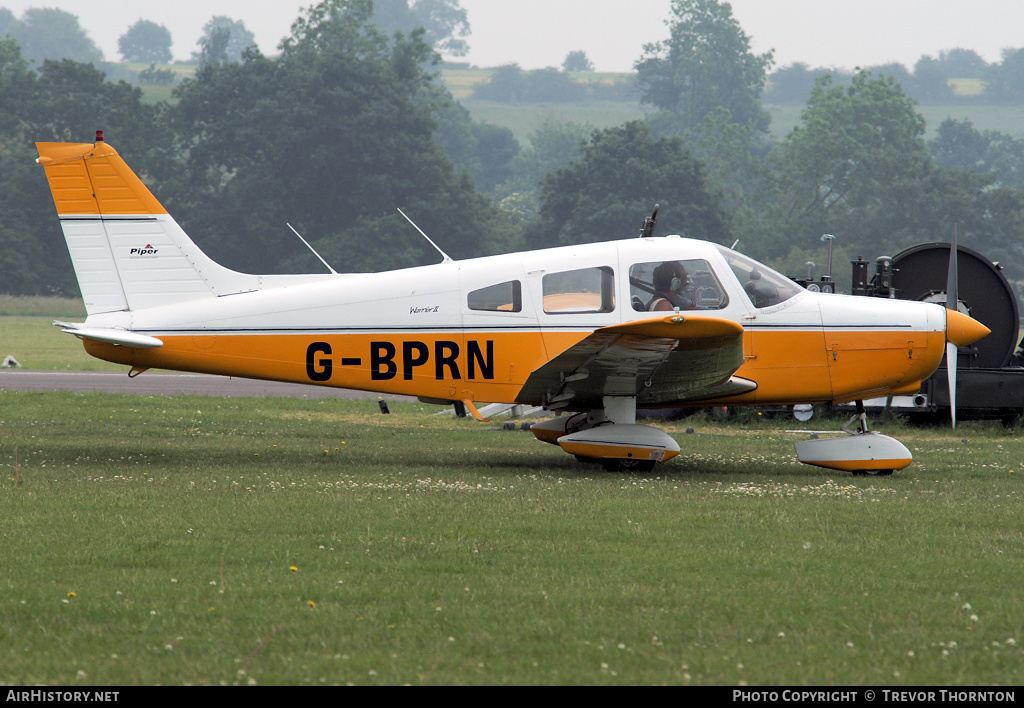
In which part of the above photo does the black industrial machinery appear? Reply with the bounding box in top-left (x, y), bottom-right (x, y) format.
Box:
top-left (851, 243), bottom-right (1024, 423)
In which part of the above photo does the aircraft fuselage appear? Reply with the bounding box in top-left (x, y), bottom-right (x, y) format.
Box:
top-left (79, 235), bottom-right (947, 410)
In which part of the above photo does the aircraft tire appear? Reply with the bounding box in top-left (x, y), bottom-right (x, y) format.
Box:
top-left (601, 458), bottom-right (656, 473)
top-left (852, 469), bottom-right (894, 477)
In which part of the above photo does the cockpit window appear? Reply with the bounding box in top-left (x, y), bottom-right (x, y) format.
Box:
top-left (716, 246), bottom-right (804, 309)
top-left (542, 266), bottom-right (615, 314)
top-left (629, 260), bottom-right (728, 312)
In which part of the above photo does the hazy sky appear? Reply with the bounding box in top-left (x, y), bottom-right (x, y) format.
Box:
top-left (3, 0), bottom-right (1024, 72)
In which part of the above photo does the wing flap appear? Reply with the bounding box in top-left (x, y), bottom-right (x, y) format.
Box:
top-left (517, 314), bottom-right (749, 410)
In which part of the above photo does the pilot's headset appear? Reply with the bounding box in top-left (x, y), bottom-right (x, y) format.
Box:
top-left (654, 262), bottom-right (685, 293)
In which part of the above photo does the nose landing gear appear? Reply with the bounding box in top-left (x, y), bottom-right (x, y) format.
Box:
top-left (793, 402), bottom-right (911, 476)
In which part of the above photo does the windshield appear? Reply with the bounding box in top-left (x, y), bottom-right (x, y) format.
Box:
top-left (716, 246), bottom-right (805, 309)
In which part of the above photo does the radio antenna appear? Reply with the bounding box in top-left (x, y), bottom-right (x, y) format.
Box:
top-left (398, 208), bottom-right (452, 263)
top-left (287, 223), bottom-right (338, 274)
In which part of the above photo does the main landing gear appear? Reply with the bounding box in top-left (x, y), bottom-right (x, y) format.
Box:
top-left (532, 398), bottom-right (913, 476)
top-left (530, 398), bottom-right (680, 473)
top-left (601, 457), bottom-right (657, 473)
top-left (793, 401), bottom-right (912, 476)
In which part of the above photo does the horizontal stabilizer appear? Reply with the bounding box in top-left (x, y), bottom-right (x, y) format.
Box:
top-left (56, 322), bottom-right (163, 349)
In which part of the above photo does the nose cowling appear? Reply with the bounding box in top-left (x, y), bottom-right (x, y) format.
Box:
top-left (946, 309), bottom-right (990, 348)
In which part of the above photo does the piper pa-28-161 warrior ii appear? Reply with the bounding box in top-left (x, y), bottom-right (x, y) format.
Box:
top-left (36, 134), bottom-right (990, 474)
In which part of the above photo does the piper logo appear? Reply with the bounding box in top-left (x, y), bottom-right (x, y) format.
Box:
top-left (129, 244), bottom-right (159, 256)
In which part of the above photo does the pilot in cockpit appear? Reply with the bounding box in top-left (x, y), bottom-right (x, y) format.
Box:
top-left (647, 261), bottom-right (696, 312)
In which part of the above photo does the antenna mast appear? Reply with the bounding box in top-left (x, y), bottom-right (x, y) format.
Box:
top-left (287, 223), bottom-right (338, 274)
top-left (398, 208), bottom-right (452, 263)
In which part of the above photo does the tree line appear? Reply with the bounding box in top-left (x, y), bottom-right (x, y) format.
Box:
top-left (630, 0), bottom-right (1024, 286)
top-left (764, 47), bottom-right (1024, 105)
top-left (2, 0), bottom-right (1024, 300)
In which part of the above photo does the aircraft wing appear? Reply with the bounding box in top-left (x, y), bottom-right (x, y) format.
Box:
top-left (516, 314), bottom-right (754, 410)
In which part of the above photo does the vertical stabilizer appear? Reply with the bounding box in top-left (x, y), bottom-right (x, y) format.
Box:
top-left (36, 137), bottom-right (263, 315)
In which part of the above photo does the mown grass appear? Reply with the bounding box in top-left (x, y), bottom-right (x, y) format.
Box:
top-left (0, 295), bottom-right (86, 318)
top-left (1, 392), bottom-right (1021, 685)
top-left (0, 313), bottom-right (121, 371)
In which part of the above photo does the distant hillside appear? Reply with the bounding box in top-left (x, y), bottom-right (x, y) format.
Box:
top-left (443, 68), bottom-right (1024, 143)
top-left (438, 67), bottom-right (644, 143)
top-left (133, 64), bottom-right (1024, 143)
top-left (765, 102), bottom-right (1024, 140)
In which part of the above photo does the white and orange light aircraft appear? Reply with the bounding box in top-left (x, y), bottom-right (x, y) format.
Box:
top-left (35, 134), bottom-right (989, 474)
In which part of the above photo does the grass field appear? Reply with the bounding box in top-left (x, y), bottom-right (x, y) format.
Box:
top-left (458, 99), bottom-right (649, 144)
top-left (0, 295), bottom-right (86, 318)
top-left (761, 103), bottom-right (1024, 142)
top-left (0, 312), bottom-right (122, 372)
top-left (456, 99), bottom-right (1024, 146)
top-left (1, 389), bottom-right (1022, 685)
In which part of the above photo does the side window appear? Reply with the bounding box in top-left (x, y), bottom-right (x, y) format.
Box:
top-left (468, 280), bottom-right (522, 312)
top-left (629, 259), bottom-right (728, 312)
top-left (715, 246), bottom-right (804, 309)
top-left (542, 266), bottom-right (615, 314)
